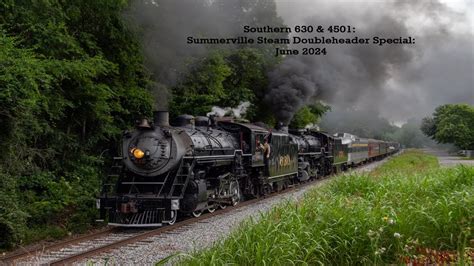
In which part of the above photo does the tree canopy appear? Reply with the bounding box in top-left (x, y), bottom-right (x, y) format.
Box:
top-left (421, 104), bottom-right (474, 150)
top-left (289, 104), bottom-right (330, 129)
top-left (0, 0), bottom-right (153, 248)
top-left (0, 0), bottom-right (329, 249)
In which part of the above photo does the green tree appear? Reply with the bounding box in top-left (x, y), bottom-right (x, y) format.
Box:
top-left (420, 117), bottom-right (436, 138)
top-left (421, 104), bottom-right (474, 149)
top-left (170, 48), bottom-right (279, 122)
top-left (0, 0), bottom-right (153, 248)
top-left (289, 103), bottom-right (330, 129)
top-left (170, 51), bottom-right (232, 116)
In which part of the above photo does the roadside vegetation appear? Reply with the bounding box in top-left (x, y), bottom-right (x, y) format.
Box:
top-left (1, 0), bottom-right (471, 252)
top-left (181, 150), bottom-right (474, 265)
top-left (0, 1), bottom-right (154, 249)
top-left (0, 0), bottom-right (312, 249)
top-left (422, 104), bottom-right (474, 150)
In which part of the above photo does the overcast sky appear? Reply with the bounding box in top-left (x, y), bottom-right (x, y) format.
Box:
top-left (274, 0), bottom-right (473, 123)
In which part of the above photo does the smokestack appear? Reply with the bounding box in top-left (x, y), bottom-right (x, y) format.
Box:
top-left (276, 122), bottom-right (289, 133)
top-left (154, 111), bottom-right (169, 127)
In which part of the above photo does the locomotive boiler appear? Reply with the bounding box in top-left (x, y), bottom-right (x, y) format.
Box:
top-left (99, 111), bottom-right (243, 226)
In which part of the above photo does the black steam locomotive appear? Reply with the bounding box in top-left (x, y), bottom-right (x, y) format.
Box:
top-left (97, 111), bottom-right (399, 226)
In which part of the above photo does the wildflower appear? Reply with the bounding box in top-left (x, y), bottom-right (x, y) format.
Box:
top-left (382, 216), bottom-right (389, 222)
top-left (404, 244), bottom-right (411, 252)
top-left (378, 227), bottom-right (384, 233)
top-left (375, 247), bottom-right (386, 255)
top-left (394, 232), bottom-right (401, 238)
top-left (367, 230), bottom-right (374, 237)
top-left (388, 219), bottom-right (395, 225)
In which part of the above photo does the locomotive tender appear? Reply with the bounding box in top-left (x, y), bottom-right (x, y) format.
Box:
top-left (98, 111), bottom-right (399, 226)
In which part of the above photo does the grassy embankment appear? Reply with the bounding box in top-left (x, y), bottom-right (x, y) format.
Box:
top-left (178, 150), bottom-right (473, 265)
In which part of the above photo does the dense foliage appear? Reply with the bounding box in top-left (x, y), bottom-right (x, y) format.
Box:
top-left (125, 0), bottom-right (293, 124)
top-left (182, 150), bottom-right (474, 265)
top-left (0, 0), bottom-right (328, 249)
top-left (288, 104), bottom-right (330, 129)
top-left (421, 104), bottom-right (474, 150)
top-left (169, 46), bottom-right (329, 126)
top-left (170, 49), bottom-right (272, 120)
top-left (0, 0), bottom-right (153, 248)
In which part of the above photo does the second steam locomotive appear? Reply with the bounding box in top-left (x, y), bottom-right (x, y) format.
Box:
top-left (98, 111), bottom-right (399, 226)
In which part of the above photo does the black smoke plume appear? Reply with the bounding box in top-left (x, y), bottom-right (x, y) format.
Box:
top-left (267, 0), bottom-right (473, 123)
top-left (125, 0), bottom-right (286, 110)
top-left (264, 57), bottom-right (318, 124)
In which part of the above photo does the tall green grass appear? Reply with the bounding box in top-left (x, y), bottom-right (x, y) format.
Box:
top-left (179, 151), bottom-right (473, 265)
top-left (369, 149), bottom-right (438, 177)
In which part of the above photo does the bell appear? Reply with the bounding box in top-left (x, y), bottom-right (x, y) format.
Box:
top-left (137, 118), bottom-right (151, 128)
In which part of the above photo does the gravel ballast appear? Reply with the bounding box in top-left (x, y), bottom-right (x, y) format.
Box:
top-left (78, 158), bottom-right (391, 265)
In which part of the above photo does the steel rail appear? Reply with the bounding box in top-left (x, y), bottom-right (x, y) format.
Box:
top-left (0, 227), bottom-right (118, 265)
top-left (48, 176), bottom-right (330, 265)
top-left (2, 152), bottom-right (397, 265)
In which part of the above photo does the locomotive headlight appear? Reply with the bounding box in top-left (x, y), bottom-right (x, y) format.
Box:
top-left (132, 148), bottom-right (145, 159)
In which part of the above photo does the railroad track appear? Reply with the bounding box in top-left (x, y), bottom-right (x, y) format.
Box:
top-left (1, 179), bottom-right (322, 265)
top-left (1, 156), bottom-right (395, 265)
top-left (0, 227), bottom-right (119, 265)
